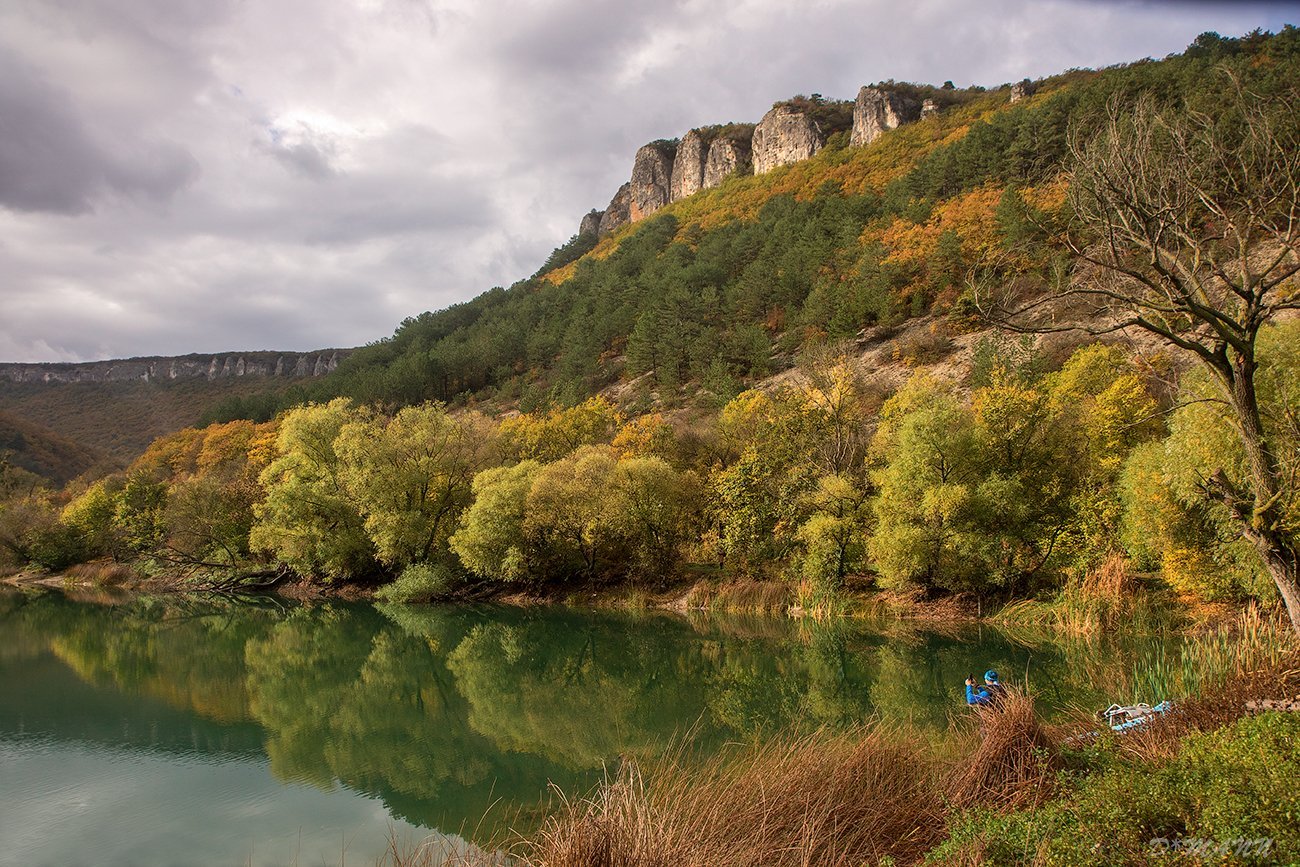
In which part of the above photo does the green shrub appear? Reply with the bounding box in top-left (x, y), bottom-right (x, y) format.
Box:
top-left (929, 712), bottom-right (1300, 865)
top-left (375, 561), bottom-right (461, 603)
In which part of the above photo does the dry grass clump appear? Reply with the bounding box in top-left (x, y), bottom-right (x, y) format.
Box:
top-left (373, 829), bottom-right (510, 867)
top-left (993, 555), bottom-right (1179, 635)
top-left (876, 587), bottom-right (981, 621)
top-left (945, 690), bottom-right (1062, 811)
top-left (528, 726), bottom-right (945, 867)
top-left (64, 560), bottom-right (137, 586)
top-left (681, 579), bottom-right (792, 615)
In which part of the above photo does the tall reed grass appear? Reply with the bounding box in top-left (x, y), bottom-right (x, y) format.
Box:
top-left (992, 555), bottom-right (1178, 634)
top-left (64, 560), bottom-right (138, 586)
top-left (945, 690), bottom-right (1062, 812)
top-left (527, 725), bottom-right (946, 867)
top-left (1131, 605), bottom-right (1296, 705)
top-left (681, 579), bottom-right (791, 615)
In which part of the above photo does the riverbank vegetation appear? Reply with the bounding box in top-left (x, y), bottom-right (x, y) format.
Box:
top-left (4, 322), bottom-right (1294, 628)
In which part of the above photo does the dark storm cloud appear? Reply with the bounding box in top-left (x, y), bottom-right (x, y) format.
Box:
top-left (0, 0), bottom-right (1292, 362)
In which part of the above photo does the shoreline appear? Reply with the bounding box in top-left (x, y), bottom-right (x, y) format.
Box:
top-left (2, 565), bottom-right (1254, 635)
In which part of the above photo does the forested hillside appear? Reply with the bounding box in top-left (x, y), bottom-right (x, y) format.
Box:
top-left (0, 412), bottom-right (111, 487)
top-left (0, 378), bottom-right (311, 464)
top-left (6, 29), bottom-right (1300, 633)
top-left (189, 28), bottom-right (1298, 420)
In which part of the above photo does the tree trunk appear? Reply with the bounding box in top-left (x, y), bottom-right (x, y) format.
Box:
top-left (1257, 538), bottom-right (1300, 636)
top-left (1224, 356), bottom-right (1300, 636)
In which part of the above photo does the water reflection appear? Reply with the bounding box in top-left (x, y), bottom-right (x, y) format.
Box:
top-left (0, 589), bottom-right (1180, 864)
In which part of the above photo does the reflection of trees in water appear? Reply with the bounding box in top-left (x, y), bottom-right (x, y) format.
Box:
top-left (247, 612), bottom-right (491, 798)
top-left (445, 617), bottom-right (716, 768)
top-left (4, 591), bottom-right (1186, 842)
top-left (13, 592), bottom-right (270, 724)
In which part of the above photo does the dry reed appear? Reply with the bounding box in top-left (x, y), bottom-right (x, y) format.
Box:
top-left (945, 689), bottom-right (1062, 811)
top-left (64, 560), bottom-right (138, 586)
top-left (681, 579), bottom-right (791, 615)
top-left (373, 828), bottom-right (510, 867)
top-left (528, 726), bottom-right (945, 867)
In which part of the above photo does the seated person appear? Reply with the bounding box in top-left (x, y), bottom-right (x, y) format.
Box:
top-left (965, 670), bottom-right (1005, 706)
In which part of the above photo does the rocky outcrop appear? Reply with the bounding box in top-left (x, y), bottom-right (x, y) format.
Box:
top-left (0, 350), bottom-right (349, 385)
top-left (851, 86), bottom-right (922, 147)
top-left (921, 98), bottom-right (938, 119)
top-left (752, 105), bottom-right (823, 174)
top-left (629, 141), bottom-right (676, 221)
top-left (670, 130), bottom-right (707, 202)
top-left (598, 183), bottom-right (633, 236)
top-left (704, 129), bottom-right (753, 188)
top-left (1010, 79), bottom-right (1035, 103)
top-left (579, 209), bottom-right (603, 237)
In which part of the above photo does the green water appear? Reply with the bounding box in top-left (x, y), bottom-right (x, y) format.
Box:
top-left (1, 588), bottom-right (1180, 866)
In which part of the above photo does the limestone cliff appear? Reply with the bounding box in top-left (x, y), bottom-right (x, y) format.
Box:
top-left (598, 183), bottom-right (633, 236)
top-left (704, 127), bottom-right (753, 188)
top-left (580, 81), bottom-right (972, 242)
top-left (0, 349), bottom-right (350, 385)
top-left (851, 86), bottom-right (921, 147)
top-left (752, 105), bottom-right (823, 174)
top-left (579, 209), bottom-right (603, 237)
top-left (629, 141), bottom-right (677, 221)
top-left (670, 130), bottom-right (707, 202)
top-left (1010, 79), bottom-right (1035, 103)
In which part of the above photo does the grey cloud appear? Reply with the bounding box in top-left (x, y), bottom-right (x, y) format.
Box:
top-left (0, 50), bottom-right (198, 214)
top-left (257, 128), bottom-right (341, 180)
top-left (492, 0), bottom-right (690, 79)
top-left (0, 0), bottom-right (1290, 363)
top-left (0, 51), bottom-right (106, 213)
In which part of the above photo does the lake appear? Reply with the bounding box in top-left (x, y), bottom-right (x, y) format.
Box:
top-left (0, 588), bottom-right (1181, 866)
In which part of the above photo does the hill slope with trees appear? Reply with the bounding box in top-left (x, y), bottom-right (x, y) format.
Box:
top-left (5, 28), bottom-right (1300, 634)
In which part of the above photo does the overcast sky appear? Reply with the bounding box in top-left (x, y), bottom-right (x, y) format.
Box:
top-left (0, 0), bottom-right (1295, 362)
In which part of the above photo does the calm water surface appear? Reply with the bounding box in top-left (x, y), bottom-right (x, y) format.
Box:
top-left (1, 588), bottom-right (1180, 866)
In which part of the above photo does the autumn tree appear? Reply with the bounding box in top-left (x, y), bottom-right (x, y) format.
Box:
top-left (979, 81), bottom-right (1300, 631)
top-left (1122, 321), bottom-right (1300, 601)
top-left (335, 404), bottom-right (495, 569)
top-left (250, 400), bottom-right (376, 581)
top-left (449, 461), bottom-right (542, 582)
top-left (499, 397), bottom-right (623, 463)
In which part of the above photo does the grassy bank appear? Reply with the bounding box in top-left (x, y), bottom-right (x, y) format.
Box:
top-left (378, 637), bottom-right (1299, 867)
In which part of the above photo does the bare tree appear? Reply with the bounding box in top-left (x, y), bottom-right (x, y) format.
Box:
top-left (978, 78), bottom-right (1300, 634)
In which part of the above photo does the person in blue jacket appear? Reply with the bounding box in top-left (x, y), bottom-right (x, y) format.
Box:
top-left (965, 670), bottom-right (1006, 706)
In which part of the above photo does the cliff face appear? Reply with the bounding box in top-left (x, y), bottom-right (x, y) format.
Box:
top-left (0, 349), bottom-right (349, 385)
top-left (578, 79), bottom-right (977, 241)
top-left (670, 129), bottom-right (707, 202)
top-left (851, 86), bottom-right (921, 147)
top-left (579, 209), bottom-right (603, 237)
top-left (752, 105), bottom-right (823, 174)
top-left (598, 183), bottom-right (633, 235)
top-left (704, 131), bottom-right (752, 188)
top-left (629, 142), bottom-right (676, 221)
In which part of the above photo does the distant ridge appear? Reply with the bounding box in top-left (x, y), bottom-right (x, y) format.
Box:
top-left (0, 349), bottom-right (352, 385)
